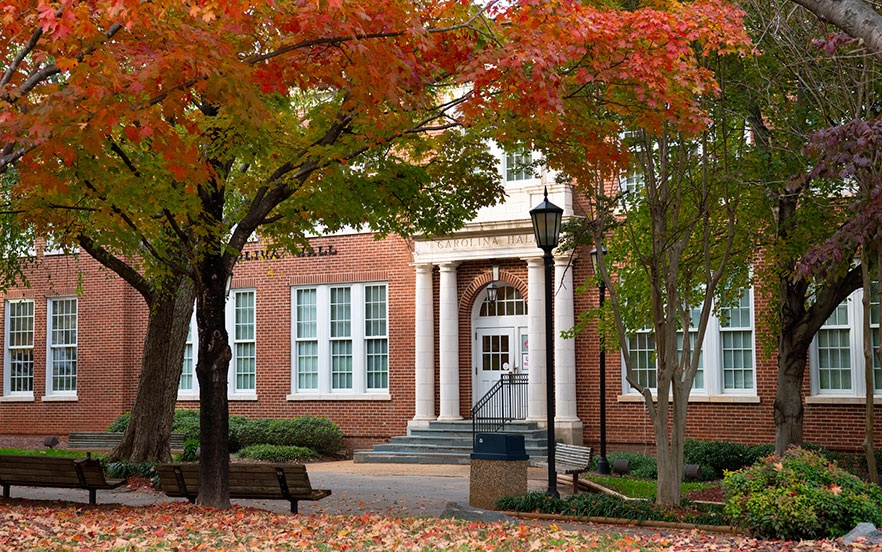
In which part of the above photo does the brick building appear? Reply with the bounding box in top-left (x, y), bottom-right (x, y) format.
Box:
top-left (1, 152), bottom-right (881, 453)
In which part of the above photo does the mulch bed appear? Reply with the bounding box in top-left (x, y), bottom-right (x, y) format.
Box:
top-left (684, 483), bottom-right (725, 503)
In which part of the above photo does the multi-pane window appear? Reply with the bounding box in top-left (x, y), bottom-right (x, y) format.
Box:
top-left (291, 282), bottom-right (390, 395)
top-left (810, 286), bottom-right (882, 397)
top-left (505, 150), bottom-right (533, 181)
top-left (629, 332), bottom-right (656, 389)
top-left (623, 290), bottom-right (754, 396)
top-left (330, 287), bottom-right (352, 390)
top-left (48, 297), bottom-right (77, 394)
top-left (720, 293), bottom-right (754, 390)
top-left (619, 171), bottom-right (644, 196)
top-left (479, 286), bottom-right (526, 317)
top-left (179, 322), bottom-right (195, 393)
top-left (232, 290), bottom-right (256, 392)
top-left (5, 300), bottom-right (34, 394)
top-left (818, 303), bottom-right (852, 392)
top-left (364, 285), bottom-right (388, 390)
top-left (871, 290), bottom-right (881, 392)
top-left (178, 290), bottom-right (257, 398)
top-left (295, 289), bottom-right (319, 390)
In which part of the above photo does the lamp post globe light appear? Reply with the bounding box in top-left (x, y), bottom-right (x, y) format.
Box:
top-left (529, 187), bottom-right (563, 498)
top-left (486, 280), bottom-right (499, 305)
top-left (589, 246), bottom-right (610, 476)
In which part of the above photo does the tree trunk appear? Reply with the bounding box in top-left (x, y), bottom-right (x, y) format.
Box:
top-left (774, 336), bottom-right (806, 454)
top-left (195, 254), bottom-right (232, 509)
top-left (864, 252), bottom-right (878, 484)
top-left (106, 277), bottom-right (196, 463)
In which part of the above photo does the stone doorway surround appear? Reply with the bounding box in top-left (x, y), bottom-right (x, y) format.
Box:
top-left (408, 216), bottom-right (583, 445)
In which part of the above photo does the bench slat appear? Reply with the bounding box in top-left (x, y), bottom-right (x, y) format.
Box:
top-left (0, 455), bottom-right (125, 503)
top-left (157, 463), bottom-right (330, 513)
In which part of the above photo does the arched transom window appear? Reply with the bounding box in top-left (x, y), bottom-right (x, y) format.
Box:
top-left (479, 285), bottom-right (526, 317)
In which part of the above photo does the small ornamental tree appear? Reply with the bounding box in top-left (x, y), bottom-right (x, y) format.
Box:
top-left (2, 0), bottom-right (751, 508)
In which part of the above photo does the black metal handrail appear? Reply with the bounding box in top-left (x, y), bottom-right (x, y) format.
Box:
top-left (470, 372), bottom-right (529, 444)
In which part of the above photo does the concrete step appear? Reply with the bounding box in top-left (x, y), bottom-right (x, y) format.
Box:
top-left (424, 421), bottom-right (540, 431)
top-left (352, 450), bottom-right (550, 465)
top-left (389, 435), bottom-right (548, 447)
top-left (352, 451), bottom-right (472, 465)
top-left (371, 442), bottom-right (549, 455)
top-left (407, 429), bottom-right (548, 441)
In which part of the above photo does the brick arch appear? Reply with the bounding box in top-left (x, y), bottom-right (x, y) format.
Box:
top-left (459, 269), bottom-right (528, 315)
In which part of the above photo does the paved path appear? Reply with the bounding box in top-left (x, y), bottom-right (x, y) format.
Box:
top-left (1, 461), bottom-right (549, 517)
top-left (0, 461), bottom-right (682, 539)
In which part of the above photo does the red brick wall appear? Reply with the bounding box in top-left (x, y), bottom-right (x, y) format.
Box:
top-left (4, 230), bottom-right (882, 454)
top-left (0, 250), bottom-right (147, 435)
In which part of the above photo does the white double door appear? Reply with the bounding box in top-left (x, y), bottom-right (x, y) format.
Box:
top-left (473, 325), bottom-right (528, 404)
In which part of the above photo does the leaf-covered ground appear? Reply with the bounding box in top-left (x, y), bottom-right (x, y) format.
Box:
top-left (0, 501), bottom-right (866, 551)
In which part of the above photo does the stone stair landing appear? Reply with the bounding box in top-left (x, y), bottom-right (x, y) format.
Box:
top-left (352, 420), bottom-right (548, 465)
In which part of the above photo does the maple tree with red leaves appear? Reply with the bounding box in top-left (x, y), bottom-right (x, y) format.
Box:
top-left (1, 0), bottom-right (749, 508)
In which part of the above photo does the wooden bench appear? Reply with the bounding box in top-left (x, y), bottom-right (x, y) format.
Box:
top-left (0, 454), bottom-right (125, 504)
top-left (555, 443), bottom-right (593, 494)
top-left (157, 463), bottom-right (331, 513)
top-left (68, 432), bottom-right (186, 452)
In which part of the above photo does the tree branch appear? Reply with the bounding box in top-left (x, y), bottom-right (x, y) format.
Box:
top-left (77, 235), bottom-right (154, 303)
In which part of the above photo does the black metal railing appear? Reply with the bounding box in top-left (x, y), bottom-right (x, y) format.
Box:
top-left (470, 373), bottom-right (529, 444)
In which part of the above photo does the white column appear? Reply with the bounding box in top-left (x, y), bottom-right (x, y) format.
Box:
top-left (410, 263), bottom-right (435, 429)
top-left (555, 255), bottom-right (583, 444)
top-left (525, 256), bottom-right (547, 424)
top-left (438, 261), bottom-right (462, 421)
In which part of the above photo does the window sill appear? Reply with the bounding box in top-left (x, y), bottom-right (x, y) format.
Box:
top-left (229, 394), bottom-right (258, 401)
top-left (0, 394), bottom-right (34, 402)
top-left (617, 393), bottom-right (760, 404)
top-left (177, 394), bottom-right (200, 401)
top-left (806, 396), bottom-right (882, 405)
top-left (41, 395), bottom-right (78, 402)
top-left (286, 393), bottom-right (391, 401)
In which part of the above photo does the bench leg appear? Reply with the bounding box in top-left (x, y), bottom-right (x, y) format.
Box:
top-left (290, 501), bottom-right (298, 514)
top-left (89, 489), bottom-right (96, 505)
top-left (573, 472), bottom-right (580, 495)
top-left (2, 484), bottom-right (9, 499)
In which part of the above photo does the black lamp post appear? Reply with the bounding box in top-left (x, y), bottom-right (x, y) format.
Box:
top-left (530, 187), bottom-right (563, 498)
top-left (590, 246), bottom-right (610, 476)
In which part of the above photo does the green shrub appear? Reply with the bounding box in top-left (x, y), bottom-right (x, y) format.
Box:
top-left (236, 444), bottom-right (319, 462)
top-left (228, 415), bottom-right (249, 452)
top-left (683, 440), bottom-right (774, 480)
top-left (496, 492), bottom-right (728, 526)
top-left (724, 447), bottom-right (882, 539)
top-left (104, 460), bottom-right (157, 481)
top-left (107, 412), bottom-right (130, 432)
top-left (174, 438), bottom-right (200, 462)
top-left (591, 452), bottom-right (658, 480)
top-left (171, 409), bottom-right (201, 441)
top-left (236, 416), bottom-right (344, 455)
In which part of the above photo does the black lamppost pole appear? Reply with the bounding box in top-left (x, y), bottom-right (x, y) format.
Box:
top-left (530, 188), bottom-right (563, 499)
top-left (591, 247), bottom-right (610, 475)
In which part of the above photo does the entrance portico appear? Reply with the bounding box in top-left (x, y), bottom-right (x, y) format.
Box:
top-left (408, 209), bottom-right (583, 445)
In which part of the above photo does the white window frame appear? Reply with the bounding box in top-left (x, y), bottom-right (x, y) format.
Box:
top-left (809, 289), bottom-right (881, 398)
top-left (46, 296), bottom-right (77, 398)
top-left (177, 313), bottom-right (199, 400)
top-left (621, 289), bottom-right (757, 399)
top-left (227, 288), bottom-right (257, 397)
top-left (176, 289), bottom-right (258, 401)
top-left (289, 282), bottom-right (390, 400)
top-left (505, 149), bottom-right (534, 182)
top-left (3, 299), bottom-right (35, 399)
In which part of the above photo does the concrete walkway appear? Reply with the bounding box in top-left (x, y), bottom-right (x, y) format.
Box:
top-left (0, 461), bottom-right (551, 517)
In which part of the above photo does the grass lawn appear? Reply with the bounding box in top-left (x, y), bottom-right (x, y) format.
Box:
top-left (0, 448), bottom-right (94, 458)
top-left (585, 475), bottom-right (714, 499)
